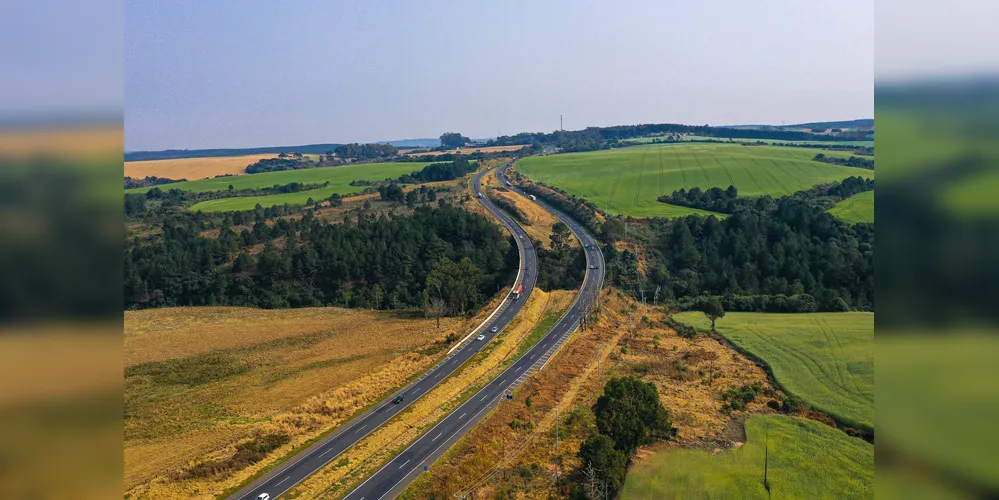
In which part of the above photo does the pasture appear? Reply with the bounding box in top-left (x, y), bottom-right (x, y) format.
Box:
top-left (622, 135), bottom-right (873, 147)
top-left (674, 311), bottom-right (873, 430)
top-left (124, 154), bottom-right (275, 180)
top-left (621, 415), bottom-right (874, 499)
top-left (828, 190), bottom-right (874, 223)
top-left (515, 143), bottom-right (874, 218)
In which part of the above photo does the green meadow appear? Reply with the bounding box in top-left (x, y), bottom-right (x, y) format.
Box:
top-left (674, 311), bottom-right (874, 431)
top-left (828, 190), bottom-right (874, 224)
top-left (622, 135), bottom-right (873, 148)
top-left (621, 415), bottom-right (873, 499)
top-left (125, 162), bottom-right (431, 212)
top-left (515, 143), bottom-right (874, 218)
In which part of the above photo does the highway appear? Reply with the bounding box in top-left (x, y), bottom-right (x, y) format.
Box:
top-left (229, 163), bottom-right (540, 500)
top-left (341, 161), bottom-right (606, 500)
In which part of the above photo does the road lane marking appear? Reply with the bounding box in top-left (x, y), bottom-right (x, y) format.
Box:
top-left (399, 459), bottom-right (410, 468)
top-left (356, 424), bottom-right (367, 433)
top-left (275, 476), bottom-right (290, 486)
top-left (515, 366), bottom-right (522, 372)
top-left (481, 395), bottom-right (488, 401)
top-left (459, 412), bottom-right (467, 419)
top-left (319, 447), bottom-right (335, 458)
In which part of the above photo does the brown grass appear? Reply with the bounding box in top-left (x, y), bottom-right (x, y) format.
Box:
top-left (403, 289), bottom-right (774, 499)
top-left (123, 154), bottom-right (274, 180)
top-left (284, 289), bottom-right (575, 499)
top-left (124, 306), bottom-right (487, 498)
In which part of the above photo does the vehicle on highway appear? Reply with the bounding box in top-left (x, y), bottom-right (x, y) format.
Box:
top-left (392, 395), bottom-right (404, 404)
top-left (589, 264), bottom-right (597, 269)
top-left (477, 193), bottom-right (483, 198)
top-left (528, 194), bottom-right (537, 201)
top-left (511, 284), bottom-right (523, 300)
top-left (476, 334), bottom-right (485, 341)
top-left (256, 494), bottom-right (270, 500)
top-left (490, 326), bottom-right (498, 333)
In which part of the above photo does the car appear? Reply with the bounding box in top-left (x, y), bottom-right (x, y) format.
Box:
top-left (476, 334), bottom-right (486, 341)
top-left (589, 264), bottom-right (597, 269)
top-left (256, 494), bottom-right (270, 500)
top-left (392, 395), bottom-right (404, 404)
top-left (519, 234), bottom-right (524, 239)
top-left (490, 326), bottom-right (498, 333)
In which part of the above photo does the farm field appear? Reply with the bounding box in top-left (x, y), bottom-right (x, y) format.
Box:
top-left (622, 135), bottom-right (873, 147)
top-left (123, 154), bottom-right (274, 180)
top-left (621, 415), bottom-right (874, 499)
top-left (403, 144), bottom-right (528, 156)
top-left (828, 190), bottom-right (874, 223)
top-left (515, 143), bottom-right (874, 218)
top-left (123, 306), bottom-right (475, 498)
top-left (674, 311), bottom-right (874, 431)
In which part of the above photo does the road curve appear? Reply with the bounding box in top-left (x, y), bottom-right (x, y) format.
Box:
top-left (228, 164), bottom-right (539, 500)
top-left (341, 162), bottom-right (606, 500)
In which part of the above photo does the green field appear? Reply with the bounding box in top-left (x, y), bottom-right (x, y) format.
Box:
top-left (516, 143), bottom-right (874, 218)
top-left (623, 135), bottom-right (874, 148)
top-left (124, 162), bottom-right (432, 212)
top-left (828, 190), bottom-right (874, 224)
top-left (621, 415), bottom-right (873, 499)
top-left (674, 312), bottom-right (873, 430)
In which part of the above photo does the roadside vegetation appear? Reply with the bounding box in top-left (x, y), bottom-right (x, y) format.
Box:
top-left (674, 311), bottom-right (874, 431)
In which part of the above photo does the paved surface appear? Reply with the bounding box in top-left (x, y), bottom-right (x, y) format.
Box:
top-left (341, 162), bottom-right (606, 500)
top-left (229, 163), bottom-right (539, 500)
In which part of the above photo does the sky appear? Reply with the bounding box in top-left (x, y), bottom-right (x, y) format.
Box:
top-left (124, 0), bottom-right (873, 151)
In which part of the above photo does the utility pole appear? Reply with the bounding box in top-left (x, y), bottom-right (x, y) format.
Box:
top-left (555, 408), bottom-right (559, 452)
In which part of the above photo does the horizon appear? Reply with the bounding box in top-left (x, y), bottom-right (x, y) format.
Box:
top-left (125, 0), bottom-right (872, 151)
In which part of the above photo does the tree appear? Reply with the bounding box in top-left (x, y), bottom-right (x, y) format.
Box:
top-left (439, 132), bottom-right (470, 149)
top-left (577, 434), bottom-right (628, 495)
top-left (550, 222), bottom-right (572, 254)
top-left (593, 377), bottom-right (672, 454)
top-left (702, 297), bottom-right (725, 332)
top-left (328, 193), bottom-right (343, 207)
top-left (405, 189), bottom-right (419, 208)
top-left (427, 296), bottom-right (446, 328)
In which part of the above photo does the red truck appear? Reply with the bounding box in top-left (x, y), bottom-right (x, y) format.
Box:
top-left (511, 284), bottom-right (523, 300)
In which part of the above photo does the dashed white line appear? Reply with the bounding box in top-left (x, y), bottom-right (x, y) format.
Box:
top-left (356, 424), bottom-right (367, 433)
top-left (319, 447), bottom-right (335, 458)
top-left (459, 412), bottom-right (467, 420)
top-left (399, 459), bottom-right (410, 468)
top-left (433, 432), bottom-right (443, 442)
top-left (481, 395), bottom-right (488, 401)
top-left (275, 476), bottom-right (290, 486)
top-left (515, 366), bottom-right (522, 372)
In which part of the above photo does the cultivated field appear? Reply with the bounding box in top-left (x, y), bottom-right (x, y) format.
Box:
top-left (621, 415), bottom-right (874, 499)
top-left (623, 135), bottom-right (874, 147)
top-left (674, 311), bottom-right (874, 430)
top-left (124, 306), bottom-right (477, 498)
top-left (124, 154), bottom-right (275, 180)
top-left (515, 143), bottom-right (874, 218)
top-left (828, 190), bottom-right (874, 223)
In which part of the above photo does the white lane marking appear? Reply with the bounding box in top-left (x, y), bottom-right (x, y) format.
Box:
top-left (515, 366), bottom-right (522, 372)
top-left (481, 395), bottom-right (488, 401)
top-left (275, 476), bottom-right (290, 486)
top-left (399, 459), bottom-right (410, 468)
top-left (433, 432), bottom-right (443, 442)
top-left (319, 447), bottom-right (335, 458)
top-left (459, 412), bottom-right (467, 420)
top-left (356, 424), bottom-right (367, 433)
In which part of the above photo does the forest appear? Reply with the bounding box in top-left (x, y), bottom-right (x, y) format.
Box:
top-left (124, 205), bottom-right (518, 312)
top-left (658, 177), bottom-right (874, 214)
top-left (605, 193), bottom-right (874, 311)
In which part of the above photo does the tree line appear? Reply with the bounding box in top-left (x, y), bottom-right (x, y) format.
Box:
top-left (814, 153), bottom-right (874, 169)
top-left (333, 142), bottom-right (399, 161)
top-left (124, 181), bottom-right (331, 218)
top-left (658, 177), bottom-right (874, 214)
top-left (124, 204), bottom-right (518, 312)
top-left (124, 175), bottom-right (184, 189)
top-left (604, 193), bottom-right (874, 311)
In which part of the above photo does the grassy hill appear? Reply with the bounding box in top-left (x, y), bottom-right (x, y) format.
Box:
top-left (621, 415), bottom-right (873, 499)
top-left (674, 311), bottom-right (874, 431)
top-left (516, 143), bottom-right (874, 218)
top-left (828, 190), bottom-right (874, 224)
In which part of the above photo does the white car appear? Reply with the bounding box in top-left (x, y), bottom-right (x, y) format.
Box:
top-left (256, 494), bottom-right (270, 500)
top-left (476, 334), bottom-right (486, 341)
top-left (490, 326), bottom-right (499, 333)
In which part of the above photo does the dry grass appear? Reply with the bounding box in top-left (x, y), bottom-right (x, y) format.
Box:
top-left (284, 288), bottom-right (575, 499)
top-left (403, 145), bottom-right (528, 157)
top-left (123, 154), bottom-right (274, 180)
top-left (403, 289), bottom-right (774, 499)
top-left (124, 306), bottom-right (489, 499)
top-left (489, 187), bottom-right (565, 250)
top-left (0, 126), bottom-right (121, 157)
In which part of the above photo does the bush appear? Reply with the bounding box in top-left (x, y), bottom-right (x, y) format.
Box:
top-left (593, 377), bottom-right (672, 454)
top-left (721, 383), bottom-right (764, 413)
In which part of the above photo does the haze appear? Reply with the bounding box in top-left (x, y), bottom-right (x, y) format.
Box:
top-left (125, 0), bottom-right (872, 151)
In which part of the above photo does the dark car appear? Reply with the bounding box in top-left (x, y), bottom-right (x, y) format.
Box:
top-left (392, 395), bottom-right (404, 404)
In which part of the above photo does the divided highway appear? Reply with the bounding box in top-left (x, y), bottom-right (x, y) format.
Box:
top-left (229, 164), bottom-right (539, 500)
top-left (342, 162), bottom-right (606, 500)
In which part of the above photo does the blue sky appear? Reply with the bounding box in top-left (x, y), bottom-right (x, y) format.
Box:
top-left (125, 0), bottom-right (872, 151)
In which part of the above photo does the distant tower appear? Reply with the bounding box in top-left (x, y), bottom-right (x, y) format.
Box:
top-left (560, 115), bottom-right (563, 132)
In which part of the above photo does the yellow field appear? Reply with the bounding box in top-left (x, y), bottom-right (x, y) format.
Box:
top-left (404, 289), bottom-right (774, 499)
top-left (404, 144), bottom-right (528, 157)
top-left (123, 154), bottom-right (274, 180)
top-left (0, 126), bottom-right (122, 157)
top-left (124, 306), bottom-right (490, 499)
top-left (285, 288), bottom-right (575, 499)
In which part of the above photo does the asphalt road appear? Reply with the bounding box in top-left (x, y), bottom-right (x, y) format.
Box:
top-left (229, 163), bottom-right (539, 500)
top-left (341, 162), bottom-right (606, 500)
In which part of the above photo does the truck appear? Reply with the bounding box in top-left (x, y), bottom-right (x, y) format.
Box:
top-left (528, 194), bottom-right (537, 201)
top-left (511, 284), bottom-right (523, 300)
